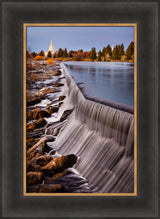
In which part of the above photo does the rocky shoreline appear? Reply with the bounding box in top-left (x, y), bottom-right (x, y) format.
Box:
top-left (26, 61), bottom-right (95, 193)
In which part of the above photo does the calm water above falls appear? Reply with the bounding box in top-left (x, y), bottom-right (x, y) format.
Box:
top-left (65, 61), bottom-right (134, 107)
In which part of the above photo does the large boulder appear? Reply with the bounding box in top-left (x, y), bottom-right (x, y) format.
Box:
top-left (41, 154), bottom-right (77, 172)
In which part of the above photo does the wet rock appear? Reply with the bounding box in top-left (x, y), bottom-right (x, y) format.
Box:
top-left (58, 102), bottom-right (63, 108)
top-left (27, 135), bottom-right (55, 155)
top-left (41, 142), bottom-right (53, 154)
top-left (53, 83), bottom-right (64, 87)
top-left (59, 95), bottom-right (66, 101)
top-left (27, 122), bottom-right (35, 131)
top-left (29, 184), bottom-right (63, 193)
top-left (47, 170), bottom-right (67, 182)
top-left (27, 150), bottom-right (42, 161)
top-left (46, 123), bottom-right (52, 128)
top-left (41, 154), bottom-right (77, 172)
top-left (53, 69), bottom-right (61, 76)
top-left (26, 137), bottom-right (38, 149)
top-left (48, 106), bottom-right (59, 113)
top-left (60, 109), bottom-right (73, 122)
top-left (36, 155), bottom-right (52, 166)
top-left (39, 87), bottom-right (57, 96)
top-left (27, 108), bottom-right (51, 120)
top-left (34, 118), bottom-right (47, 128)
top-left (46, 121), bottom-right (67, 136)
top-left (27, 95), bottom-right (41, 106)
top-left (27, 171), bottom-right (43, 186)
top-left (36, 110), bottom-right (52, 118)
top-left (27, 155), bottom-right (52, 172)
top-left (27, 128), bottom-right (45, 140)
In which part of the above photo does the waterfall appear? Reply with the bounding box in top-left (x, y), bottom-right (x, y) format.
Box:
top-left (56, 63), bottom-right (134, 193)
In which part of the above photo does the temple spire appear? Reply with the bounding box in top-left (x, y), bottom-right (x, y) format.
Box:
top-left (49, 39), bottom-right (55, 54)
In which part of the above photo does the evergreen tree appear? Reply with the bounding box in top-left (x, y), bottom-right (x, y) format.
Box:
top-left (31, 51), bottom-right (36, 58)
top-left (112, 45), bottom-right (119, 60)
top-left (47, 50), bottom-right (52, 58)
top-left (90, 47), bottom-right (97, 61)
top-left (126, 41), bottom-right (134, 60)
top-left (97, 50), bottom-right (103, 61)
top-left (57, 48), bottom-right (63, 57)
top-left (105, 44), bottom-right (112, 57)
top-left (39, 50), bottom-right (45, 56)
top-left (68, 50), bottom-right (74, 57)
top-left (26, 51), bottom-right (30, 59)
top-left (119, 43), bottom-right (124, 57)
top-left (102, 47), bottom-right (106, 56)
top-left (63, 48), bottom-right (68, 58)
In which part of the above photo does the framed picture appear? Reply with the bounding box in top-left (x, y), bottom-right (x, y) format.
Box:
top-left (24, 23), bottom-right (137, 196)
top-left (1, 1), bottom-right (158, 217)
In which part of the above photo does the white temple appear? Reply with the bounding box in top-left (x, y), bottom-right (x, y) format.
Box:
top-left (45, 40), bottom-right (55, 57)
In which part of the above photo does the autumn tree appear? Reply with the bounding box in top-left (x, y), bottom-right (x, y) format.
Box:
top-left (90, 47), bottom-right (97, 61)
top-left (73, 50), bottom-right (84, 61)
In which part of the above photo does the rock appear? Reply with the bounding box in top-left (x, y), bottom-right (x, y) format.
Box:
top-left (53, 83), bottom-right (64, 87)
top-left (27, 118), bottom-right (47, 132)
top-left (47, 170), bottom-right (67, 182)
top-left (53, 69), bottom-right (61, 76)
top-left (27, 122), bottom-right (35, 131)
top-left (41, 154), bottom-right (77, 172)
top-left (39, 87), bottom-right (56, 96)
top-left (26, 138), bottom-right (38, 149)
top-left (41, 142), bottom-right (53, 154)
top-left (27, 171), bottom-right (43, 186)
top-left (36, 110), bottom-right (52, 118)
top-left (58, 95), bottom-right (66, 101)
top-left (27, 155), bottom-right (53, 172)
top-left (27, 128), bottom-right (44, 140)
top-left (29, 184), bottom-right (63, 193)
top-left (27, 150), bottom-right (42, 161)
top-left (27, 108), bottom-right (52, 120)
top-left (27, 95), bottom-right (41, 106)
top-left (48, 106), bottom-right (59, 113)
top-left (45, 121), bottom-right (67, 136)
top-left (58, 102), bottom-right (63, 108)
top-left (34, 118), bottom-right (47, 128)
top-left (60, 109), bottom-right (73, 122)
top-left (27, 136), bottom-right (55, 155)
top-left (46, 123), bottom-right (52, 128)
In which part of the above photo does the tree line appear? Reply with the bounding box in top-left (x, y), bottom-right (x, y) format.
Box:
top-left (27, 41), bottom-right (134, 62)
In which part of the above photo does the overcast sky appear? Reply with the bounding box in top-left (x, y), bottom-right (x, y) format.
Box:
top-left (27, 26), bottom-right (134, 53)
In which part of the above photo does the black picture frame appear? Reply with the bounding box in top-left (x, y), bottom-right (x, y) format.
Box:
top-left (1, 1), bottom-right (159, 217)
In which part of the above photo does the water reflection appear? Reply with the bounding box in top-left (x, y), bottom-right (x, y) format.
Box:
top-left (65, 61), bottom-right (134, 106)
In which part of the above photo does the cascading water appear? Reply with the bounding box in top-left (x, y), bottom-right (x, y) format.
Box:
top-left (56, 63), bottom-right (134, 193)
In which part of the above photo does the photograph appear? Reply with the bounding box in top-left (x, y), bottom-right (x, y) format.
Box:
top-left (24, 24), bottom-right (136, 195)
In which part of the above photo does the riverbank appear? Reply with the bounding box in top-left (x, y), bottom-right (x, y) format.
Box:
top-left (26, 60), bottom-right (134, 194)
top-left (26, 61), bottom-right (95, 193)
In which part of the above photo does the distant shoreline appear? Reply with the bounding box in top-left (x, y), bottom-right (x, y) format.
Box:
top-left (28, 58), bottom-right (134, 64)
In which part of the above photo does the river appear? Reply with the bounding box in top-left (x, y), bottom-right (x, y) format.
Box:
top-left (64, 61), bottom-right (134, 107)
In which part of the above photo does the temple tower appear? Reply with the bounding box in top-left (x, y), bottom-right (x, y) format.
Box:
top-left (49, 39), bottom-right (55, 54)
